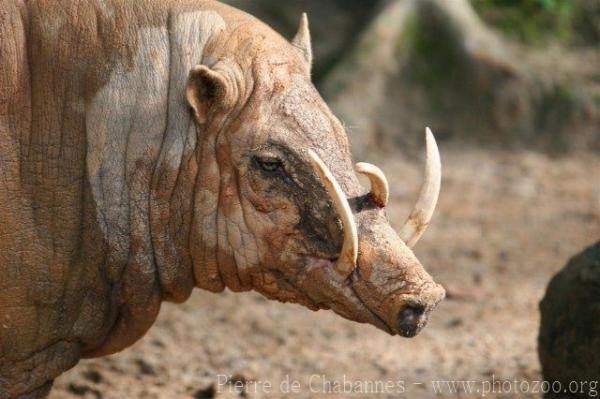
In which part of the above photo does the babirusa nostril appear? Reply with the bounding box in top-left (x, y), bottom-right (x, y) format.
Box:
top-left (399, 305), bottom-right (424, 323)
top-left (397, 304), bottom-right (426, 337)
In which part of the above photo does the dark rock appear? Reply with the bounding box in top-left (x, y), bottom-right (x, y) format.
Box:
top-left (538, 241), bottom-right (600, 398)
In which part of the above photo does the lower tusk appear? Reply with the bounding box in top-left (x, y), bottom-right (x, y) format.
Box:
top-left (399, 128), bottom-right (442, 248)
top-left (308, 150), bottom-right (358, 276)
top-left (356, 162), bottom-right (389, 207)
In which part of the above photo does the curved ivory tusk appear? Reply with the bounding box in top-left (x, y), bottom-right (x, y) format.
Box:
top-left (399, 128), bottom-right (442, 248)
top-left (355, 162), bottom-right (389, 207)
top-left (307, 150), bottom-right (358, 276)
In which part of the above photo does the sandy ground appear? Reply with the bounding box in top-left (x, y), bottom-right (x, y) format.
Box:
top-left (50, 146), bottom-right (600, 399)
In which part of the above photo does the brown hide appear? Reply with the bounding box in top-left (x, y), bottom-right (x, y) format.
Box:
top-left (0, 1), bottom-right (259, 396)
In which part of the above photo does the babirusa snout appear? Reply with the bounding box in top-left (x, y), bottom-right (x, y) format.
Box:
top-left (307, 129), bottom-right (444, 337)
top-left (355, 220), bottom-right (446, 337)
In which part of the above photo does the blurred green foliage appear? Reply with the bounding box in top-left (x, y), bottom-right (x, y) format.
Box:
top-left (472, 0), bottom-right (575, 45)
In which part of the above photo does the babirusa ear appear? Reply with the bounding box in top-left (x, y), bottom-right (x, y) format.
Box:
top-left (291, 13), bottom-right (313, 73)
top-left (186, 65), bottom-right (233, 124)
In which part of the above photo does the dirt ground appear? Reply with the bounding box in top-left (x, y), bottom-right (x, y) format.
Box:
top-left (51, 146), bottom-right (600, 399)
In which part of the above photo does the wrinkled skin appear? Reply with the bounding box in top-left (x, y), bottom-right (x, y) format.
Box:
top-left (0, 0), bottom-right (444, 397)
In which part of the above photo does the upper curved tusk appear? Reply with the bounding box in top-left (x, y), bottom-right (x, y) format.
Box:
top-left (355, 162), bottom-right (389, 207)
top-left (399, 127), bottom-right (442, 248)
top-left (307, 150), bottom-right (358, 276)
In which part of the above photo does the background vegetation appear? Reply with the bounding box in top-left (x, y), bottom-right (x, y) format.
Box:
top-left (226, 0), bottom-right (599, 155)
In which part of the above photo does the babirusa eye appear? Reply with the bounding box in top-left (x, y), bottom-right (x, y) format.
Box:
top-left (256, 156), bottom-right (283, 173)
